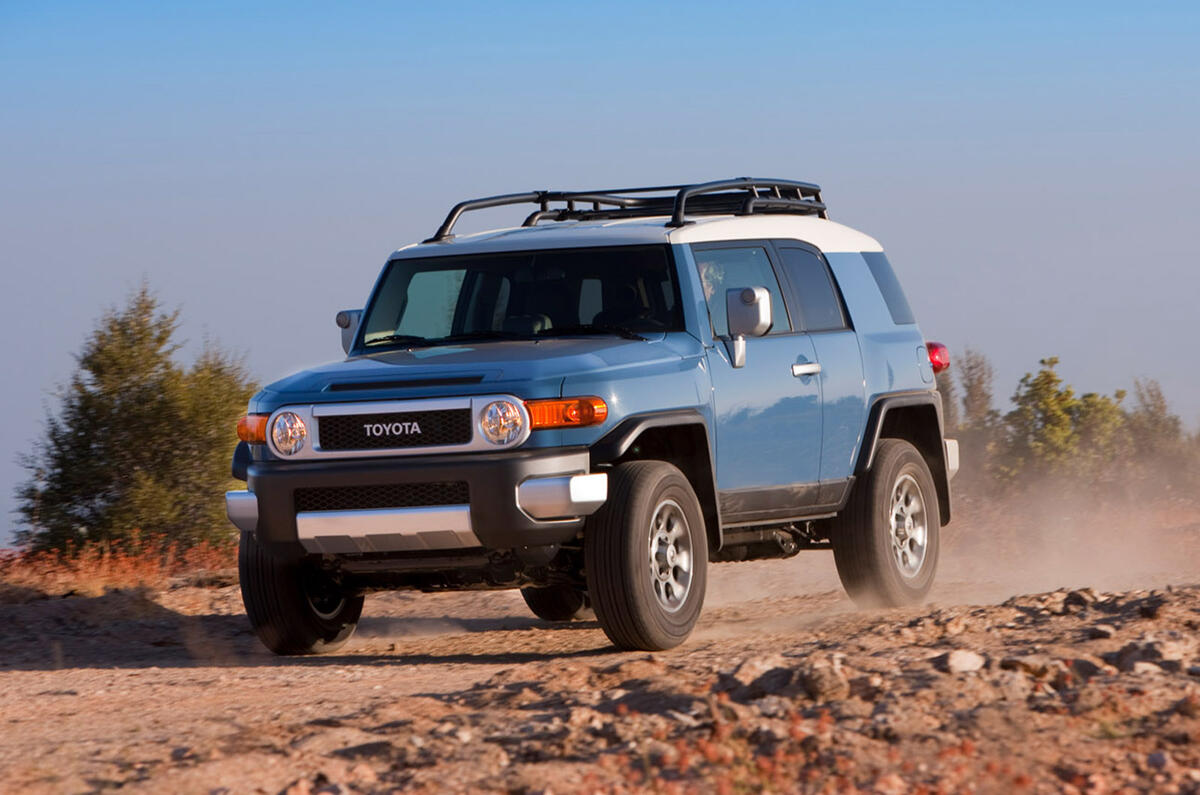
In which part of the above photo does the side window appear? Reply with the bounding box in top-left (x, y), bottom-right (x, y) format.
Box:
top-left (462, 272), bottom-right (511, 332)
top-left (660, 279), bottom-right (675, 312)
top-left (862, 252), bottom-right (915, 325)
top-left (692, 245), bottom-right (790, 337)
top-left (491, 277), bottom-right (511, 329)
top-left (578, 278), bottom-right (602, 324)
top-left (776, 247), bottom-right (848, 332)
top-left (395, 269), bottom-right (467, 337)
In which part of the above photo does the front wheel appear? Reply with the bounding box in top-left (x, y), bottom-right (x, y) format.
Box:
top-left (520, 585), bottom-right (592, 622)
top-left (585, 461), bottom-right (708, 651)
top-left (831, 438), bottom-right (940, 607)
top-left (238, 532), bottom-right (364, 655)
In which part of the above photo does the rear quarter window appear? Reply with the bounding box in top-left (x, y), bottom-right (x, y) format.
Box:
top-left (862, 252), bottom-right (916, 325)
top-left (775, 246), bottom-right (848, 332)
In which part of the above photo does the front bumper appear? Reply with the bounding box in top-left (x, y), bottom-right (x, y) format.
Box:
top-left (226, 447), bottom-right (607, 559)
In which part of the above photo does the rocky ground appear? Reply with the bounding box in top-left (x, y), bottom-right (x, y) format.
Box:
top-left (1, 504), bottom-right (1199, 794)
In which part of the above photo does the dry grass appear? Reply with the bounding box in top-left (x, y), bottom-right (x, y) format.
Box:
top-left (574, 702), bottom-right (1001, 795)
top-left (0, 536), bottom-right (237, 601)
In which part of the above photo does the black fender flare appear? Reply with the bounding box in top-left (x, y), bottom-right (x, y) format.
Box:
top-left (590, 409), bottom-right (709, 463)
top-left (855, 391), bottom-right (952, 524)
top-left (232, 441), bottom-right (252, 482)
top-left (590, 409), bottom-right (725, 549)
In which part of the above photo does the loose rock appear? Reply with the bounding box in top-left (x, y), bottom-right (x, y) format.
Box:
top-left (799, 655), bottom-right (850, 702)
top-left (938, 649), bottom-right (986, 674)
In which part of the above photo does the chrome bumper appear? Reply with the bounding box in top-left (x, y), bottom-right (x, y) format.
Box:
top-left (226, 490), bottom-right (259, 533)
top-left (944, 439), bottom-right (960, 480)
top-left (225, 470), bottom-right (607, 553)
top-left (516, 473), bottom-right (608, 520)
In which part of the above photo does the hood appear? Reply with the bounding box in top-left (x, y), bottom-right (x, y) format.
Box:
top-left (251, 334), bottom-right (699, 412)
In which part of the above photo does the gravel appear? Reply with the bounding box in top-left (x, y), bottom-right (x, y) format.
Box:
top-left (2, 523), bottom-right (1200, 793)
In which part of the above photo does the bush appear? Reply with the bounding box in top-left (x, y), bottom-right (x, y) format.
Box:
top-left (949, 351), bottom-right (1198, 502)
top-left (15, 284), bottom-right (256, 552)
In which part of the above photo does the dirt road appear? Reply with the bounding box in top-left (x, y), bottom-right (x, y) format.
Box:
top-left (2, 504), bottom-right (1199, 793)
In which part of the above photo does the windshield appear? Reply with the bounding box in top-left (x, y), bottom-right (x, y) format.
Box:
top-left (358, 245), bottom-right (683, 349)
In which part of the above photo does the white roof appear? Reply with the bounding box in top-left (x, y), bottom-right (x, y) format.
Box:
top-left (389, 214), bottom-right (882, 260)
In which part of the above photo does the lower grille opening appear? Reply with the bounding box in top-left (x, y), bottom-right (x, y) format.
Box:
top-left (294, 481), bottom-right (469, 513)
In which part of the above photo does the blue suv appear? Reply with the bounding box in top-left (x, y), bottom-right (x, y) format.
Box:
top-left (227, 178), bottom-right (958, 654)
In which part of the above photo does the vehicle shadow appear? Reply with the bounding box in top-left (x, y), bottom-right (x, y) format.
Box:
top-left (0, 591), bottom-right (614, 673)
top-left (355, 614), bottom-right (599, 637)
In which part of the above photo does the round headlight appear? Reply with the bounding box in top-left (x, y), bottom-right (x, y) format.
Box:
top-left (479, 400), bottom-right (524, 445)
top-left (271, 411), bottom-right (308, 455)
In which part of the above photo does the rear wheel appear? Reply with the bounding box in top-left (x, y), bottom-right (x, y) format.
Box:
top-left (585, 461), bottom-right (708, 650)
top-left (238, 532), bottom-right (364, 655)
top-left (520, 585), bottom-right (591, 622)
top-left (831, 438), bottom-right (940, 607)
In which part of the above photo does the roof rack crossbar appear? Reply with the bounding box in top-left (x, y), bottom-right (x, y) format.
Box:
top-left (666, 177), bottom-right (825, 227)
top-left (739, 196), bottom-right (827, 216)
top-left (424, 178), bottom-right (826, 242)
top-left (425, 192), bottom-right (545, 243)
top-left (520, 196), bottom-right (827, 228)
top-left (521, 209), bottom-right (563, 227)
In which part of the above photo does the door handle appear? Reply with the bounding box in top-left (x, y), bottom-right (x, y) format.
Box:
top-left (791, 362), bottom-right (821, 377)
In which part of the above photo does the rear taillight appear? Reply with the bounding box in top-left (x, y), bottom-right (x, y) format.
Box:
top-left (926, 341), bottom-right (950, 375)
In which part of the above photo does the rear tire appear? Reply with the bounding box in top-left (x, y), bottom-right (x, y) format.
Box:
top-left (238, 532), bottom-right (364, 655)
top-left (520, 585), bottom-right (591, 622)
top-left (831, 438), bottom-right (940, 607)
top-left (585, 461), bottom-right (708, 651)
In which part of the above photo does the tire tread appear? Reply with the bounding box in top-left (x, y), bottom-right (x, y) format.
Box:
top-left (238, 532), bottom-right (363, 655)
top-left (830, 438), bottom-right (940, 607)
top-left (586, 461), bottom-right (706, 651)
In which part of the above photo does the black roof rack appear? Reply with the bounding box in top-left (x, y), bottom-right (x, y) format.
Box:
top-left (423, 177), bottom-right (826, 243)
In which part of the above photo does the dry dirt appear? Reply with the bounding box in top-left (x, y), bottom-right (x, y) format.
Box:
top-left (2, 499), bottom-right (1200, 794)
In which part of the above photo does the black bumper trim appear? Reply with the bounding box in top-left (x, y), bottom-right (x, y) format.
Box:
top-left (247, 447), bottom-right (591, 559)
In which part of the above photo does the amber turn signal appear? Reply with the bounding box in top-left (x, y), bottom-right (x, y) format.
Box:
top-left (525, 397), bottom-right (608, 429)
top-left (237, 414), bottom-right (269, 444)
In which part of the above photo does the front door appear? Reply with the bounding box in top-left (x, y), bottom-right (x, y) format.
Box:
top-left (771, 243), bottom-right (867, 491)
top-left (693, 243), bottom-right (823, 523)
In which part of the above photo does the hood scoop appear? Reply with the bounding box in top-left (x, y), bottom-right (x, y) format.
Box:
top-left (327, 375), bottom-right (486, 392)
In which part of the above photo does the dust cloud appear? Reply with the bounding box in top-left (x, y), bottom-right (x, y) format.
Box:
top-left (936, 489), bottom-right (1200, 602)
top-left (703, 487), bottom-right (1200, 616)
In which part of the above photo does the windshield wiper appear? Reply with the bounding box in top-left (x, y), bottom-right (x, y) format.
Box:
top-left (365, 327), bottom-right (644, 349)
top-left (537, 324), bottom-right (648, 341)
top-left (364, 330), bottom-right (533, 349)
top-left (431, 330), bottom-right (534, 344)
top-left (363, 334), bottom-right (428, 347)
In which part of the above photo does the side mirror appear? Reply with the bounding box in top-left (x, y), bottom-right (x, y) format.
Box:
top-left (724, 287), bottom-right (772, 368)
top-left (335, 309), bottom-right (362, 354)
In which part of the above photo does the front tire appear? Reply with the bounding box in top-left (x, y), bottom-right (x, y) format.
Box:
top-left (238, 532), bottom-right (364, 655)
top-left (831, 438), bottom-right (940, 607)
top-left (585, 461), bottom-right (708, 651)
top-left (520, 585), bottom-right (591, 622)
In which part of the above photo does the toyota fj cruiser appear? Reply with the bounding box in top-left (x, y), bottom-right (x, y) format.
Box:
top-left (227, 178), bottom-right (958, 655)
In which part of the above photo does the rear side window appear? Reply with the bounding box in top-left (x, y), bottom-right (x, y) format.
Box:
top-left (776, 247), bottom-right (848, 331)
top-left (863, 252), bottom-right (915, 325)
top-left (692, 245), bottom-right (790, 337)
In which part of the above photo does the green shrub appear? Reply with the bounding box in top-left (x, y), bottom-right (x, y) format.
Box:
top-left (16, 284), bottom-right (256, 551)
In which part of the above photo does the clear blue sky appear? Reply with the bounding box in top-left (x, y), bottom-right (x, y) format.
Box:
top-left (2, 2), bottom-right (1198, 544)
